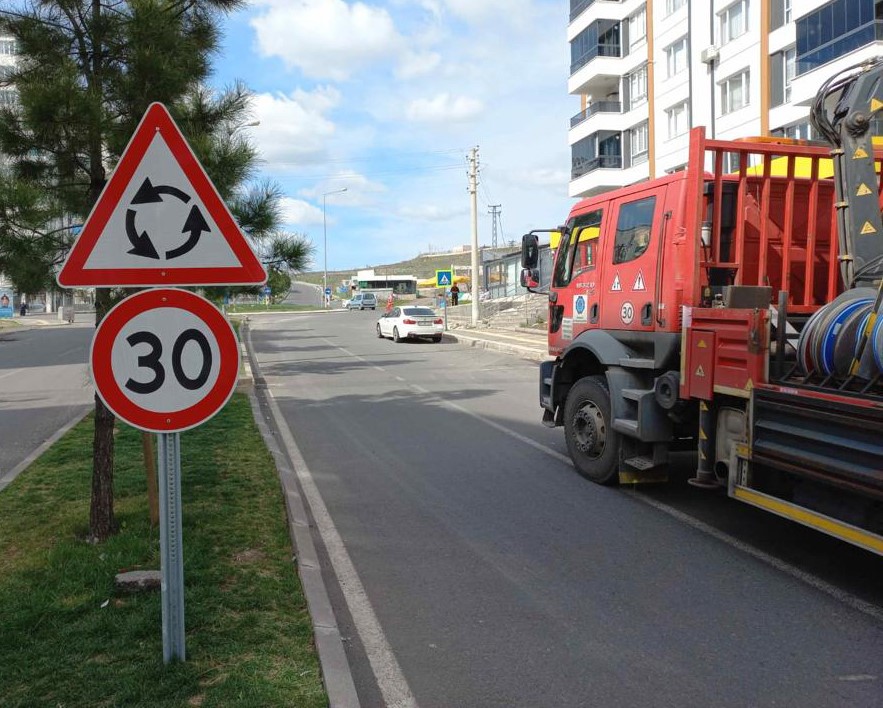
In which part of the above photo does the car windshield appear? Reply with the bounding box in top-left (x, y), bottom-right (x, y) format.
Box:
top-left (403, 308), bottom-right (435, 317)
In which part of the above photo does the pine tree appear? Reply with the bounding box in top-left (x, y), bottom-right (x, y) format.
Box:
top-left (0, 1), bottom-right (312, 541)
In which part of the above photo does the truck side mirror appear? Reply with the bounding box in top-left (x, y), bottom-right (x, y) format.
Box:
top-left (521, 234), bottom-right (539, 269)
top-left (520, 267), bottom-right (540, 290)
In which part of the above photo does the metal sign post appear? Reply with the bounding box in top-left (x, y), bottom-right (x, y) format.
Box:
top-left (158, 431), bottom-right (185, 662)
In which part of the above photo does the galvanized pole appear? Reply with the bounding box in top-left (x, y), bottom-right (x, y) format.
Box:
top-left (157, 432), bottom-right (186, 662)
top-left (468, 147), bottom-right (480, 326)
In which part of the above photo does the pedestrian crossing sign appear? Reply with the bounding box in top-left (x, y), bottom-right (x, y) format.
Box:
top-left (436, 270), bottom-right (453, 287)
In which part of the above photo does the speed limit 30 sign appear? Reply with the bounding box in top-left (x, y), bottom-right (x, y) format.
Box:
top-left (91, 288), bottom-right (240, 432)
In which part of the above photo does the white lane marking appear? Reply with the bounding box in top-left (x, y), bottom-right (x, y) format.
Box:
top-left (265, 385), bottom-right (418, 708)
top-left (0, 370), bottom-right (20, 382)
top-left (324, 338), bottom-right (883, 625)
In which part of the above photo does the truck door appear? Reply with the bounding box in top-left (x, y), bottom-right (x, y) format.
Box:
top-left (600, 186), bottom-right (667, 332)
top-left (549, 206), bottom-right (605, 349)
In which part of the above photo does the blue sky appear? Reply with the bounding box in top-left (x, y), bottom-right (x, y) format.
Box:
top-left (210, 0), bottom-right (576, 273)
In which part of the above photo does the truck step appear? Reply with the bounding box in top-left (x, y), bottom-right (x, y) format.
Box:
top-left (621, 387), bottom-right (654, 402)
top-left (622, 455), bottom-right (656, 470)
top-left (618, 357), bottom-right (656, 370)
top-left (612, 418), bottom-right (639, 436)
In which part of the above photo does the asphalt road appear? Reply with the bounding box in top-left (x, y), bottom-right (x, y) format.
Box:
top-left (250, 311), bottom-right (883, 708)
top-left (0, 323), bottom-right (94, 486)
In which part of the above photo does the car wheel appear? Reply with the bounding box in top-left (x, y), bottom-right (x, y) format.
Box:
top-left (393, 327), bottom-right (401, 343)
top-left (563, 375), bottom-right (619, 485)
top-left (376, 324), bottom-right (384, 338)
top-left (432, 335), bottom-right (442, 343)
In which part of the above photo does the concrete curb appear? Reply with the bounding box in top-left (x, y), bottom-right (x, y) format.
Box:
top-left (242, 321), bottom-right (360, 708)
top-left (0, 407), bottom-right (92, 493)
top-left (442, 331), bottom-right (550, 363)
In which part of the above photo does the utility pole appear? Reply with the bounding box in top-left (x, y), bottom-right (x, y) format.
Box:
top-left (488, 204), bottom-right (501, 250)
top-left (468, 146), bottom-right (480, 326)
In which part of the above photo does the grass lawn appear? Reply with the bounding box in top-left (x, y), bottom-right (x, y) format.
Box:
top-left (226, 304), bottom-right (320, 314)
top-left (0, 395), bottom-right (327, 707)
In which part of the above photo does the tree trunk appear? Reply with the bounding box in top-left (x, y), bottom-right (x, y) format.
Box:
top-left (89, 287), bottom-right (117, 542)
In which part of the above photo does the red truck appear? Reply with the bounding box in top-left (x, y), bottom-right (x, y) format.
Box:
top-left (521, 60), bottom-right (883, 556)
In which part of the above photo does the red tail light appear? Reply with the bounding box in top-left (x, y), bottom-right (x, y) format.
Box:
top-left (403, 318), bottom-right (416, 325)
top-left (434, 318), bottom-right (443, 324)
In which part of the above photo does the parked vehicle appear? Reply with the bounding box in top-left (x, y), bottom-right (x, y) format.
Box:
top-left (345, 293), bottom-right (377, 310)
top-left (377, 306), bottom-right (443, 342)
top-left (520, 60), bottom-right (883, 556)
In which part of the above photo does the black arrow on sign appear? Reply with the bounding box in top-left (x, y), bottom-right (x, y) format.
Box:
top-left (131, 177), bottom-right (191, 205)
top-left (166, 205), bottom-right (210, 260)
top-left (126, 209), bottom-right (160, 259)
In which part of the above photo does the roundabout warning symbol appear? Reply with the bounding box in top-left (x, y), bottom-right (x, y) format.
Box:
top-left (57, 103), bottom-right (266, 287)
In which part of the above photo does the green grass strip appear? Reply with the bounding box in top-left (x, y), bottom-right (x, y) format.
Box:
top-left (0, 394), bottom-right (327, 707)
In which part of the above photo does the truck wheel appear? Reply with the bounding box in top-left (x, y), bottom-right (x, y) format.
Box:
top-left (563, 375), bottom-right (619, 485)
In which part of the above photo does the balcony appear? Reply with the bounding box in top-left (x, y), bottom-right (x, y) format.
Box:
top-left (569, 160), bottom-right (650, 198)
top-left (571, 43), bottom-right (620, 75)
top-left (572, 154), bottom-right (623, 180)
top-left (797, 21), bottom-right (883, 75)
top-left (570, 0), bottom-right (596, 21)
top-left (570, 101), bottom-right (622, 128)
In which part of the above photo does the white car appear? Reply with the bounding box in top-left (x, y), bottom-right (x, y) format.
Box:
top-left (377, 306), bottom-right (444, 343)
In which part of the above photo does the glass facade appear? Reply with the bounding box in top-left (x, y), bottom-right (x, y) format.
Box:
top-left (796, 0), bottom-right (883, 75)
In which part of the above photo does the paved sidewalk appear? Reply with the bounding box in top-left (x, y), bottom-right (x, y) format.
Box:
top-left (443, 326), bottom-right (550, 362)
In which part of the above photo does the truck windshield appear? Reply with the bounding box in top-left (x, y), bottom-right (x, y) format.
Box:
top-left (554, 208), bottom-right (603, 287)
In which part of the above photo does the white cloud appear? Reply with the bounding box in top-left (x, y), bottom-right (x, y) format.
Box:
top-left (278, 197), bottom-right (323, 227)
top-left (438, 0), bottom-right (534, 26)
top-left (406, 93), bottom-right (484, 124)
top-left (250, 87), bottom-right (340, 166)
top-left (251, 0), bottom-right (403, 81)
top-left (395, 50), bottom-right (441, 80)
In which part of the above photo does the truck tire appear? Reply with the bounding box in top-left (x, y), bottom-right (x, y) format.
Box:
top-left (563, 375), bottom-right (620, 485)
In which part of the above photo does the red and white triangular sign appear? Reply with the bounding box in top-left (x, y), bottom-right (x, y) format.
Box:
top-left (58, 103), bottom-right (266, 287)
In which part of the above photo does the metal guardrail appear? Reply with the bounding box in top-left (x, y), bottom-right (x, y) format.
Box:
top-left (570, 43), bottom-right (620, 75)
top-left (571, 154), bottom-right (623, 179)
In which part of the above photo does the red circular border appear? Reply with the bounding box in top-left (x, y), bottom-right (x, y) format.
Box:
top-left (90, 289), bottom-right (240, 432)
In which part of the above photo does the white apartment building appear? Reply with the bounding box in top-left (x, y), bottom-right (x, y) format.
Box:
top-left (568, 0), bottom-right (883, 197)
top-left (0, 33), bottom-right (15, 111)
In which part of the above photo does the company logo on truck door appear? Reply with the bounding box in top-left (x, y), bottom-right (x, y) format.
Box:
top-left (573, 294), bottom-right (587, 323)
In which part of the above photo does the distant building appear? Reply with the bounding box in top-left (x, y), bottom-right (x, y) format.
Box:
top-left (568, 0), bottom-right (883, 197)
top-left (350, 269), bottom-right (418, 295)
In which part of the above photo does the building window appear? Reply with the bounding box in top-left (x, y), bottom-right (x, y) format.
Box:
top-left (629, 7), bottom-right (647, 48)
top-left (628, 65), bottom-right (648, 108)
top-left (666, 102), bottom-right (689, 138)
top-left (666, 0), bottom-right (686, 17)
top-left (0, 39), bottom-right (15, 56)
top-left (720, 1), bottom-right (749, 45)
top-left (773, 121), bottom-right (815, 141)
top-left (721, 70), bottom-right (750, 114)
top-left (665, 37), bottom-right (688, 78)
top-left (784, 0), bottom-right (791, 23)
top-left (631, 122), bottom-right (649, 159)
top-left (613, 196), bottom-right (656, 265)
top-left (784, 47), bottom-right (796, 102)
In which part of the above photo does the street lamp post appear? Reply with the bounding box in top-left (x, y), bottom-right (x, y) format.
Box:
top-left (323, 187), bottom-right (347, 308)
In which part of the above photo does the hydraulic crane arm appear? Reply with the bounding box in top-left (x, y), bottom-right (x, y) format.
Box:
top-left (810, 56), bottom-right (883, 287)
